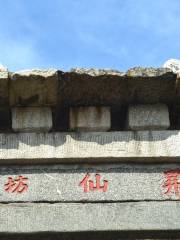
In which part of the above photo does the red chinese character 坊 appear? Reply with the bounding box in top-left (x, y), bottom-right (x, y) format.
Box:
top-left (163, 170), bottom-right (180, 197)
top-left (4, 175), bottom-right (28, 194)
top-left (79, 173), bottom-right (108, 193)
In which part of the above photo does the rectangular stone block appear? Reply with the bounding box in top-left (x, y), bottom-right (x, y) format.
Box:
top-left (128, 103), bottom-right (170, 130)
top-left (1, 201), bottom-right (180, 233)
top-left (61, 68), bottom-right (177, 107)
top-left (0, 131), bottom-right (180, 164)
top-left (70, 106), bottom-right (111, 131)
top-left (12, 107), bottom-right (52, 132)
top-left (0, 164), bottom-right (179, 202)
top-left (10, 69), bottom-right (59, 106)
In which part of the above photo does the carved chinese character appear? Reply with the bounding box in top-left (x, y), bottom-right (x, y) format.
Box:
top-left (79, 173), bottom-right (108, 193)
top-left (4, 175), bottom-right (28, 194)
top-left (163, 170), bottom-right (180, 197)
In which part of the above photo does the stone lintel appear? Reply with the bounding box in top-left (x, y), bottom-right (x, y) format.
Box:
top-left (0, 131), bottom-right (179, 163)
top-left (0, 163), bottom-right (179, 202)
top-left (60, 67), bottom-right (177, 106)
top-left (0, 202), bottom-right (180, 233)
top-left (5, 67), bottom-right (177, 107)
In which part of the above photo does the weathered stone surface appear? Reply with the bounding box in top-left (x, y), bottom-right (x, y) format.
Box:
top-left (0, 164), bottom-right (179, 202)
top-left (128, 104), bottom-right (170, 130)
top-left (12, 107), bottom-right (52, 132)
top-left (70, 106), bottom-right (111, 131)
top-left (163, 59), bottom-right (180, 73)
top-left (60, 67), bottom-right (176, 106)
top-left (0, 131), bottom-right (179, 163)
top-left (0, 71), bottom-right (8, 105)
top-left (70, 68), bottom-right (125, 76)
top-left (2, 67), bottom-right (178, 107)
top-left (10, 69), bottom-right (59, 106)
top-left (1, 201), bottom-right (180, 233)
top-left (126, 67), bottom-right (172, 77)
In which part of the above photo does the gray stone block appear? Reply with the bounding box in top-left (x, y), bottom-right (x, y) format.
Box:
top-left (70, 106), bottom-right (111, 131)
top-left (0, 164), bottom-right (179, 202)
top-left (0, 131), bottom-right (180, 164)
top-left (1, 201), bottom-right (180, 233)
top-left (12, 107), bottom-right (52, 132)
top-left (10, 69), bottom-right (59, 106)
top-left (128, 104), bottom-right (170, 130)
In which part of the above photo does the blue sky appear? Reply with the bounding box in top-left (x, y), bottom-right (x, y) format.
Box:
top-left (0, 0), bottom-right (179, 72)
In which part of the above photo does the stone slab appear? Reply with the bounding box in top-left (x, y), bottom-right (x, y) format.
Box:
top-left (12, 107), bottom-right (52, 132)
top-left (70, 106), bottom-right (111, 131)
top-left (60, 68), bottom-right (177, 106)
top-left (0, 164), bottom-right (180, 202)
top-left (4, 67), bottom-right (180, 107)
top-left (128, 104), bottom-right (170, 130)
top-left (0, 131), bottom-right (180, 163)
top-left (10, 69), bottom-right (59, 106)
top-left (1, 201), bottom-right (180, 233)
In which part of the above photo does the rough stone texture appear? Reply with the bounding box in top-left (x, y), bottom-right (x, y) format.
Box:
top-left (0, 164), bottom-right (179, 202)
top-left (10, 69), bottom-right (59, 106)
top-left (163, 59), bottom-right (180, 73)
top-left (1, 201), bottom-right (180, 233)
top-left (0, 131), bottom-right (180, 163)
top-left (70, 106), bottom-right (111, 131)
top-left (70, 68), bottom-right (125, 76)
top-left (128, 104), bottom-right (170, 130)
top-left (60, 67), bottom-right (177, 106)
top-left (3, 67), bottom-right (179, 106)
top-left (0, 71), bottom-right (9, 105)
top-left (12, 107), bottom-right (52, 132)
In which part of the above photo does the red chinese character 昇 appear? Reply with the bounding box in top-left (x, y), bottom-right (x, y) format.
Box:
top-left (163, 170), bottom-right (180, 198)
top-left (4, 176), bottom-right (28, 194)
top-left (79, 173), bottom-right (108, 193)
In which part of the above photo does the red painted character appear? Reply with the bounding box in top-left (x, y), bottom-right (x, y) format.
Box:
top-left (4, 175), bottom-right (28, 194)
top-left (79, 173), bottom-right (108, 193)
top-left (163, 170), bottom-right (180, 197)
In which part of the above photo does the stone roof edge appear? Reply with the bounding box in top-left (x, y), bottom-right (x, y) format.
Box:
top-left (8, 66), bottom-right (176, 77)
top-left (0, 67), bottom-right (179, 107)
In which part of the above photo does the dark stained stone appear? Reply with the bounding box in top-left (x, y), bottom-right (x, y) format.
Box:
top-left (59, 67), bottom-right (177, 107)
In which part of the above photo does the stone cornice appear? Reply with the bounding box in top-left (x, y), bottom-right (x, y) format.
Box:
top-left (0, 67), bottom-right (178, 107)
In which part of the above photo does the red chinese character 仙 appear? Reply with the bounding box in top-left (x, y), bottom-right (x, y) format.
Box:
top-left (79, 173), bottom-right (108, 193)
